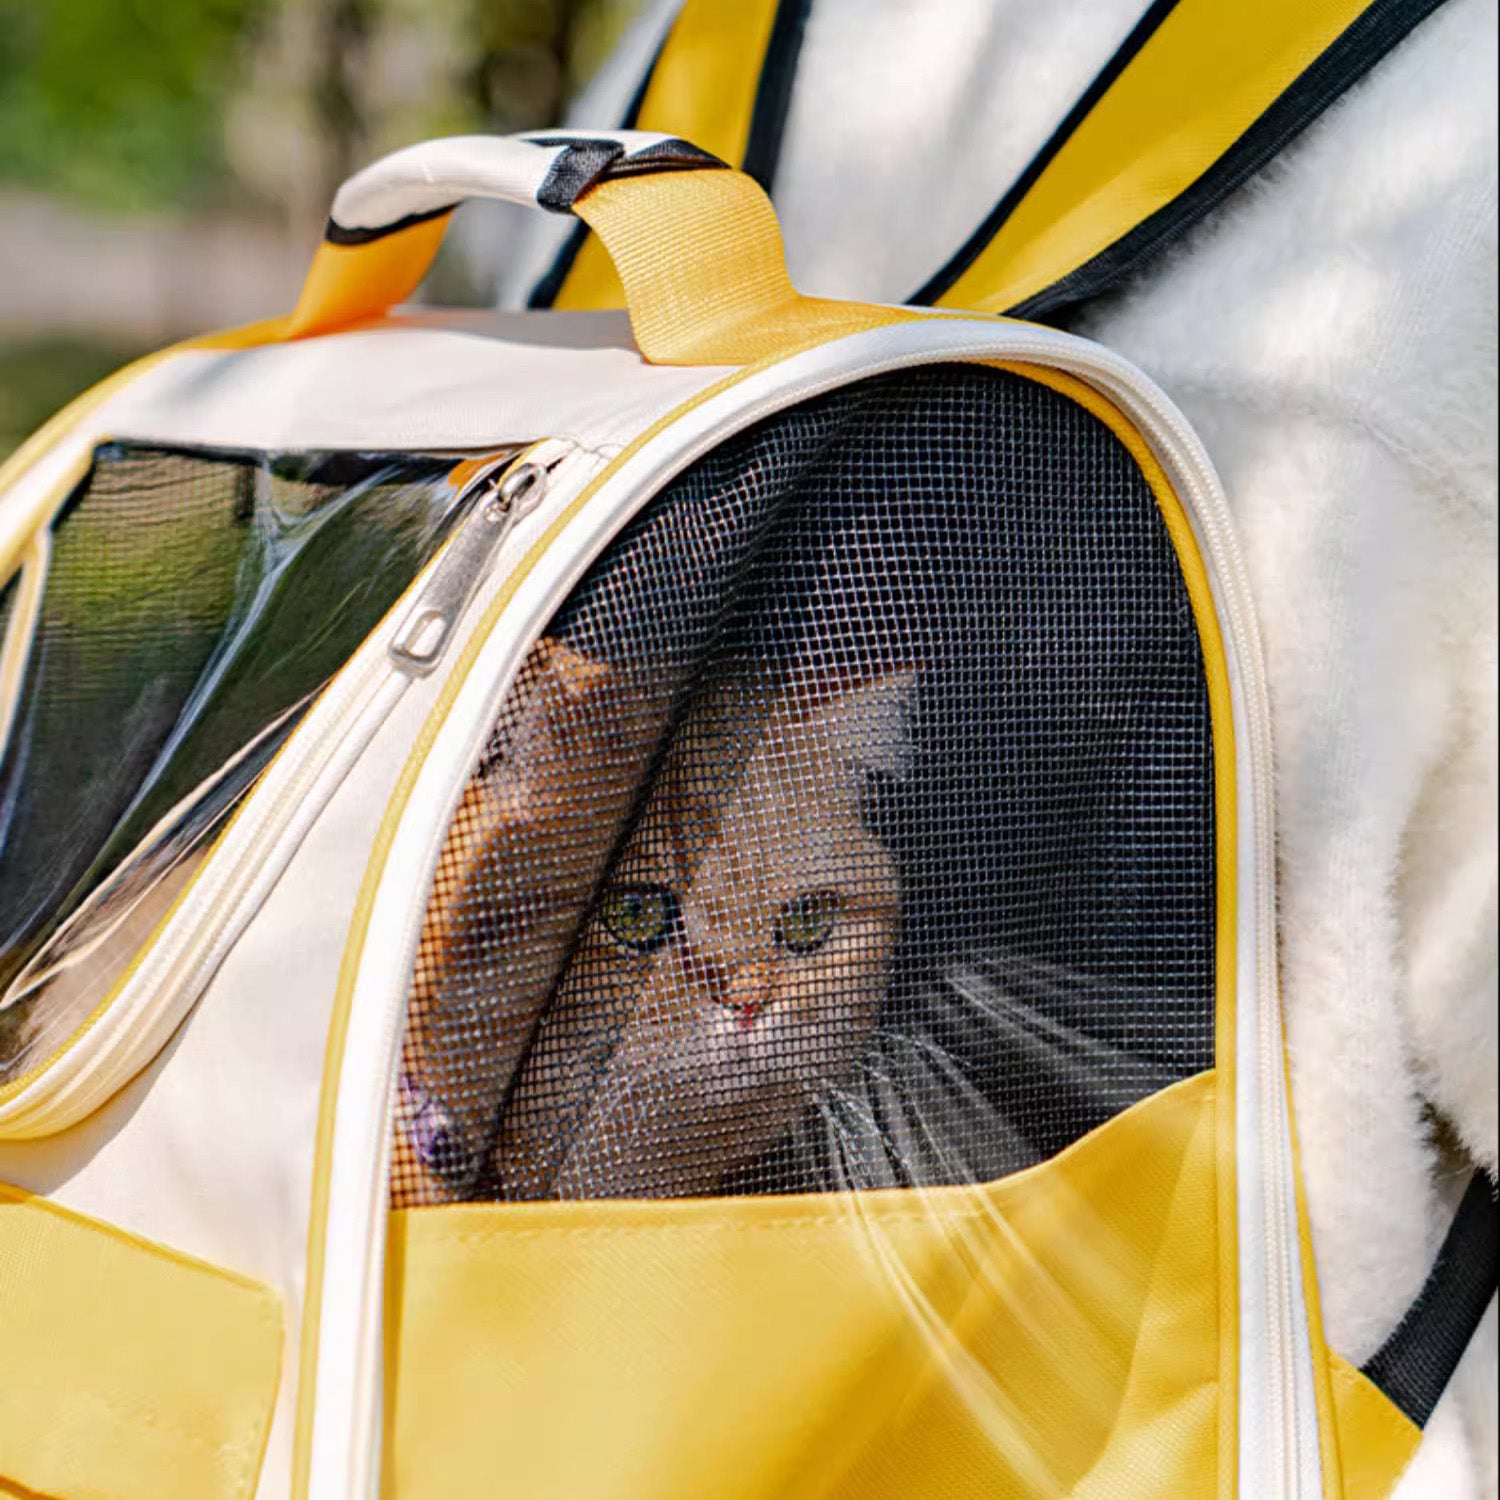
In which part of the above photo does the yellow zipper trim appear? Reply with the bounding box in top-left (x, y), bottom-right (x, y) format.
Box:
top-left (1003, 361), bottom-right (1240, 1496)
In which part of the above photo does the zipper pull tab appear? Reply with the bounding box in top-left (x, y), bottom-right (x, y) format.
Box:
top-left (389, 459), bottom-right (547, 677)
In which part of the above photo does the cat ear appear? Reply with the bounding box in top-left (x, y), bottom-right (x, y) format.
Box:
top-left (478, 637), bottom-right (616, 785)
top-left (531, 637), bottom-right (613, 706)
top-left (818, 670), bottom-right (919, 780)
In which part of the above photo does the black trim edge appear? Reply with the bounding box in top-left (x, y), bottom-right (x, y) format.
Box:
top-left (528, 34), bottom-right (663, 309)
top-left (324, 202), bottom-right (458, 247)
top-left (912, 0), bottom-right (1452, 320)
top-left (1008, 0), bottom-right (1452, 321)
top-left (909, 0), bottom-right (1183, 306)
top-left (1363, 1170), bottom-right (1499, 1428)
top-left (531, 136), bottom-right (727, 212)
top-left (532, 138), bottom-right (628, 212)
top-left (741, 0), bottom-right (816, 195)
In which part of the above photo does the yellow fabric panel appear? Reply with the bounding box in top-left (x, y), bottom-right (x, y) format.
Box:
top-left (935, 0), bottom-right (1373, 314)
top-left (384, 1072), bottom-right (1220, 1499)
top-left (285, 217), bottom-right (454, 341)
top-left (0, 1182), bottom-right (282, 1500)
top-left (553, 0), bottom-right (784, 312)
top-left (1288, 1046), bottom-right (1348, 1500)
top-left (574, 169), bottom-right (916, 364)
top-left (1328, 1355), bottom-right (1421, 1500)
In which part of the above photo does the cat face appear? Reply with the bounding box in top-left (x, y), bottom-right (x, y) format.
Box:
top-left (495, 669), bottom-right (914, 1201)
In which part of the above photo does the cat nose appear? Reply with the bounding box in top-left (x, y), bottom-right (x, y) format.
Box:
top-left (723, 961), bottom-right (773, 1024)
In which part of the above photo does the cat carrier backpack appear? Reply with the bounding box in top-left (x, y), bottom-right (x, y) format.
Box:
top-left (0, 124), bottom-right (1491, 1500)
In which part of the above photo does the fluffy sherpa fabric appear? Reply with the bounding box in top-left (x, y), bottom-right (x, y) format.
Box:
top-left (497, 2), bottom-right (1498, 1491)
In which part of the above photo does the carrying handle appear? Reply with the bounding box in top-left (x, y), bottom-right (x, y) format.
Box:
top-left (286, 131), bottom-right (911, 365)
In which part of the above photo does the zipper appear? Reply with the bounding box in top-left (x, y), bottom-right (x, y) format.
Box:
top-left (315, 322), bottom-right (1314, 1500)
top-left (1052, 345), bottom-right (1318, 1500)
top-left (0, 449), bottom-right (549, 1139)
top-left (390, 460), bottom-right (547, 676)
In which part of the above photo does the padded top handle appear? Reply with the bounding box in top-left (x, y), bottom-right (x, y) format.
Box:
top-left (286, 130), bottom-right (913, 365)
top-left (324, 132), bottom-right (722, 239)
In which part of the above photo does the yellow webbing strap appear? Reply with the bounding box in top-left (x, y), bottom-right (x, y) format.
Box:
top-left (0, 1182), bottom-right (282, 1500)
top-left (929, 0), bottom-right (1403, 314)
top-left (551, 0), bottom-right (784, 312)
top-left (1328, 1355), bottom-right (1422, 1500)
top-left (287, 216), bottom-right (451, 342)
top-left (573, 169), bottom-right (912, 364)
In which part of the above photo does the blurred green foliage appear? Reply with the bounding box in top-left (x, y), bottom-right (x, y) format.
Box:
top-left (0, 337), bottom-right (152, 456)
top-left (0, 0), bottom-right (271, 212)
top-left (0, 0), bottom-right (639, 214)
top-left (0, 0), bottom-right (644, 455)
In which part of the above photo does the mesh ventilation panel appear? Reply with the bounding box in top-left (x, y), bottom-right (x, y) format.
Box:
top-left (394, 365), bottom-right (1215, 1206)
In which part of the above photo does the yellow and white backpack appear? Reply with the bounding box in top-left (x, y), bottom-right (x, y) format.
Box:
top-left (0, 109), bottom-right (1490, 1500)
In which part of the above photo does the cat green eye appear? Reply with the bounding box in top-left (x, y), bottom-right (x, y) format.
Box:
top-left (776, 891), bottom-right (842, 955)
top-left (599, 884), bottom-right (679, 954)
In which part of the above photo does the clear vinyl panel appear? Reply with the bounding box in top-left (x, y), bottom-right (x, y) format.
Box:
top-left (0, 443), bottom-right (478, 1085)
top-left (393, 364), bottom-right (1215, 1209)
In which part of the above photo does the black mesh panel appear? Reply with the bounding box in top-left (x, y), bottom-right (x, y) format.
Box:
top-left (394, 365), bottom-right (1215, 1206)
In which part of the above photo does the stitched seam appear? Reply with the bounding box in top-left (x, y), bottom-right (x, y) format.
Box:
top-left (408, 1215), bottom-right (1001, 1244)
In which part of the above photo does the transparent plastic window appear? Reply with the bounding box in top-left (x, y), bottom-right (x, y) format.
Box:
top-left (0, 443), bottom-right (475, 1084)
top-left (394, 365), bottom-right (1216, 1208)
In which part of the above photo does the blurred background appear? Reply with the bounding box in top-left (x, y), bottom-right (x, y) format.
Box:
top-left (0, 0), bottom-right (649, 456)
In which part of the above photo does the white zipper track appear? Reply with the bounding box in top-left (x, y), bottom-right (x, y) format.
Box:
top-left (311, 319), bottom-right (1317, 1500)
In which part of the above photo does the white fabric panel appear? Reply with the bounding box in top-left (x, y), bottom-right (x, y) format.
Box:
top-left (95, 310), bottom-right (730, 457)
top-left (773, 0), bottom-right (1149, 302)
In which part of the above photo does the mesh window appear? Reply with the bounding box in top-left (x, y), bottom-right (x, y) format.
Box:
top-left (394, 366), bottom-right (1215, 1206)
top-left (0, 443), bottom-right (488, 1083)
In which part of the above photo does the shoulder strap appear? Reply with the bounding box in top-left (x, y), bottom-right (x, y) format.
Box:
top-left (917, 0), bottom-right (1454, 319)
top-left (532, 0), bottom-right (811, 311)
top-left (1360, 1170), bottom-right (1498, 1428)
top-left (537, 0), bottom-right (1451, 322)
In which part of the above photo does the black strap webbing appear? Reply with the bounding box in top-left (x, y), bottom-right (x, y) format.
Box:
top-left (1362, 1170), bottom-right (1499, 1428)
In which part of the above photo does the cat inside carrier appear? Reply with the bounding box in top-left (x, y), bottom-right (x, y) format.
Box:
top-left (391, 364), bottom-right (1216, 1214)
